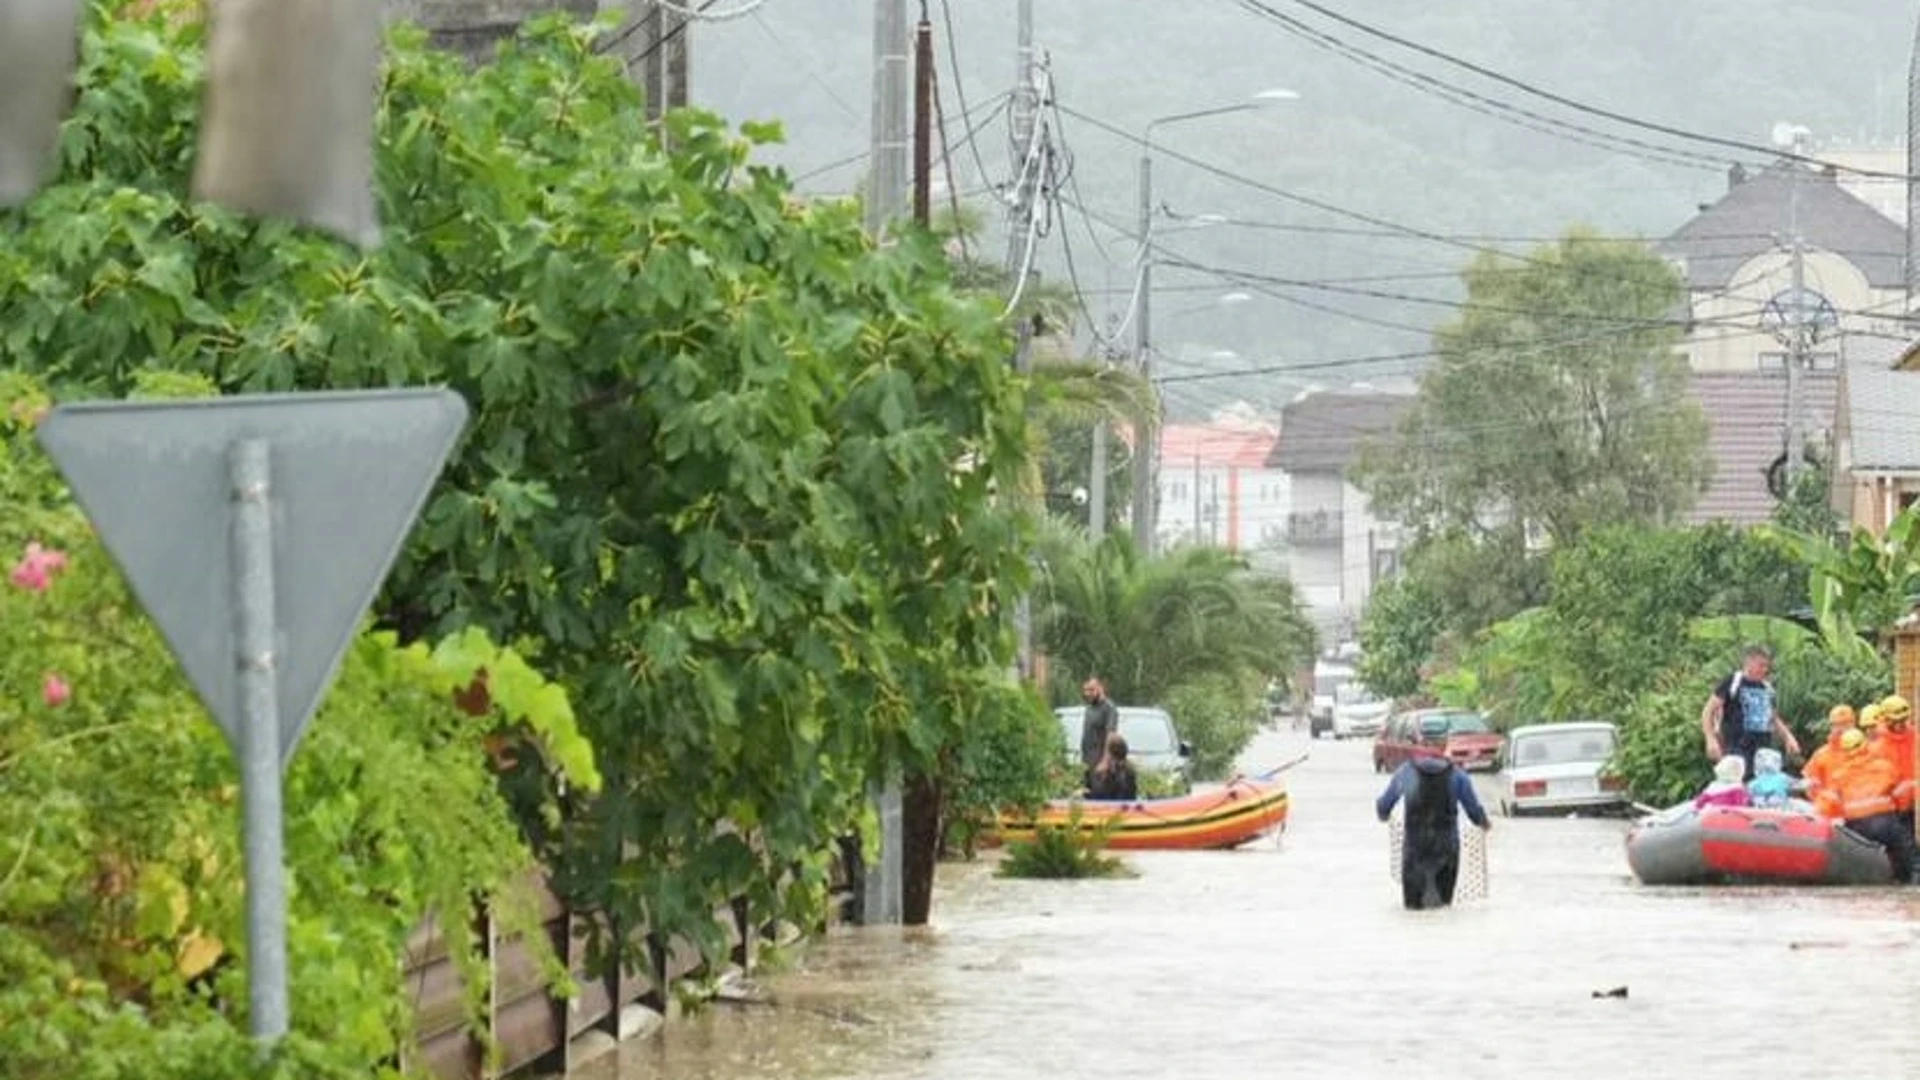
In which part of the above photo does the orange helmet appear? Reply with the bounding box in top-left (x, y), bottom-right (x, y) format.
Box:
top-left (1881, 695), bottom-right (1911, 728)
top-left (1829, 705), bottom-right (1858, 730)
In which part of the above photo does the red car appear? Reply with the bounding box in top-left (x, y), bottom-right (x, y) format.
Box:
top-left (1374, 708), bottom-right (1506, 774)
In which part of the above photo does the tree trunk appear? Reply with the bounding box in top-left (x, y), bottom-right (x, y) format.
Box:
top-left (901, 771), bottom-right (941, 925)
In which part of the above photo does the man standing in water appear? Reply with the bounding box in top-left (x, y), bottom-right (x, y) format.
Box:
top-left (1700, 645), bottom-right (1801, 773)
top-left (1375, 717), bottom-right (1491, 910)
top-left (1079, 678), bottom-right (1119, 771)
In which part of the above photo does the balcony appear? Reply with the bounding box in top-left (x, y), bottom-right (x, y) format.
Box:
top-left (1286, 509), bottom-right (1344, 546)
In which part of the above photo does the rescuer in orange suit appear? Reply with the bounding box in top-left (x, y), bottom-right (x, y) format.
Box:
top-left (1800, 704), bottom-right (1858, 804)
top-left (1817, 728), bottom-right (1919, 884)
top-left (1876, 695), bottom-right (1915, 815)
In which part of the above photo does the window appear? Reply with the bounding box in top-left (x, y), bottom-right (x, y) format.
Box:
top-left (1511, 728), bottom-right (1616, 766)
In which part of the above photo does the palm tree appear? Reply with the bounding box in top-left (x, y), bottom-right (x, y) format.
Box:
top-left (1034, 525), bottom-right (1318, 707)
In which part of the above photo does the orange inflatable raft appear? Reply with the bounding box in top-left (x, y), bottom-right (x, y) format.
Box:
top-left (995, 772), bottom-right (1291, 851)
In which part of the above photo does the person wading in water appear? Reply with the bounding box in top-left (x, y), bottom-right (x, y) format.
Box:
top-left (1375, 716), bottom-right (1491, 910)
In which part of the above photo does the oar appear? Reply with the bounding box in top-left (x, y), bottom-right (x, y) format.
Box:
top-left (1249, 753), bottom-right (1310, 782)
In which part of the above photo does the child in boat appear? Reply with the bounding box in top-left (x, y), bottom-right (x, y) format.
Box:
top-left (1084, 733), bottom-right (1138, 801)
top-left (1746, 748), bottom-right (1793, 808)
top-left (1693, 754), bottom-right (1751, 809)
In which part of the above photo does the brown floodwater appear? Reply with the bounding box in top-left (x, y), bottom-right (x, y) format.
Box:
top-left (582, 730), bottom-right (1920, 1080)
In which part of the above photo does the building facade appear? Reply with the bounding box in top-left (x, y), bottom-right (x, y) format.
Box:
top-left (1266, 390), bottom-right (1413, 644)
top-left (1661, 162), bottom-right (1907, 525)
top-left (1155, 413), bottom-right (1287, 556)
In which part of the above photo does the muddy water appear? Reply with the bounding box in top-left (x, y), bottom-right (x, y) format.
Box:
top-left (584, 729), bottom-right (1920, 1080)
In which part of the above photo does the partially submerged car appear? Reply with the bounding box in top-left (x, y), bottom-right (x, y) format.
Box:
top-left (1054, 705), bottom-right (1194, 793)
top-left (1497, 721), bottom-right (1627, 817)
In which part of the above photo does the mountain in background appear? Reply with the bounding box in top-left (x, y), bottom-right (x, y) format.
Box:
top-left (688, 0), bottom-right (1917, 415)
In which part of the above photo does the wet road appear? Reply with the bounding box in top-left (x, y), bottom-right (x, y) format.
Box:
top-left (585, 728), bottom-right (1920, 1080)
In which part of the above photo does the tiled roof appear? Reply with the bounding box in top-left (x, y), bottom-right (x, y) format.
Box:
top-left (1268, 390), bottom-right (1414, 473)
top-left (1683, 370), bottom-right (1840, 525)
top-left (1158, 423), bottom-right (1279, 470)
top-left (1842, 362), bottom-right (1920, 471)
top-left (1658, 165), bottom-right (1906, 291)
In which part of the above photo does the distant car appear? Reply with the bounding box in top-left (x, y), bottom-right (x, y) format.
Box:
top-left (1497, 722), bottom-right (1627, 817)
top-left (1331, 683), bottom-right (1391, 740)
top-left (1374, 708), bottom-right (1505, 774)
top-left (1054, 706), bottom-right (1193, 793)
top-left (1308, 660), bottom-right (1353, 739)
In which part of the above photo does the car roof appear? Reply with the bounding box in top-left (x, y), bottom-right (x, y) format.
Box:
top-left (1508, 722), bottom-right (1616, 737)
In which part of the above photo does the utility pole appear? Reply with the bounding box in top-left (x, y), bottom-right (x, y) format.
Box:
top-left (1088, 334), bottom-right (1117, 538)
top-left (1005, 0), bottom-right (1039, 280)
top-left (1006, 0), bottom-right (1041, 685)
top-left (1784, 142), bottom-right (1809, 485)
top-left (1129, 148), bottom-right (1157, 556)
top-left (854, 0), bottom-right (910, 933)
top-left (912, 4), bottom-right (934, 226)
top-left (866, 0), bottom-right (910, 235)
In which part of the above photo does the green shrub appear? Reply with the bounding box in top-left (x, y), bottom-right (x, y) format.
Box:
top-left (940, 691), bottom-right (1071, 858)
top-left (0, 375), bottom-right (595, 1077)
top-left (1613, 620), bottom-right (1889, 805)
top-left (1163, 673), bottom-right (1263, 781)
top-left (998, 808), bottom-right (1131, 880)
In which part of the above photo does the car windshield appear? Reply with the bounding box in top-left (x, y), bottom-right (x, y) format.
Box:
top-left (1511, 728), bottom-right (1615, 766)
top-left (1336, 684), bottom-right (1376, 705)
top-left (1054, 708), bottom-right (1176, 755)
top-left (1314, 672), bottom-right (1350, 695)
top-left (1117, 711), bottom-right (1175, 754)
top-left (1441, 712), bottom-right (1490, 734)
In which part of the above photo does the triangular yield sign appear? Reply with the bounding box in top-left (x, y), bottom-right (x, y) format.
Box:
top-left (37, 389), bottom-right (468, 764)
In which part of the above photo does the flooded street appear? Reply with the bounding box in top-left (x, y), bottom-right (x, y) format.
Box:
top-left (587, 729), bottom-right (1920, 1080)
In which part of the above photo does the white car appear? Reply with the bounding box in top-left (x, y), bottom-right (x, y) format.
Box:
top-left (1497, 722), bottom-right (1627, 817)
top-left (1331, 684), bottom-right (1390, 740)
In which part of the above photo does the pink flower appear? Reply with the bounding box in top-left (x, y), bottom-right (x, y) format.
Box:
top-left (42, 673), bottom-right (70, 707)
top-left (9, 541), bottom-right (69, 592)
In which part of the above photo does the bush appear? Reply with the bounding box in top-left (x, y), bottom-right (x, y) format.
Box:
top-left (1613, 619), bottom-right (1889, 805)
top-left (940, 690), bottom-right (1071, 858)
top-left (0, 375), bottom-right (595, 1077)
top-left (8, 0), bottom-right (1030, 966)
top-left (1163, 673), bottom-right (1263, 781)
top-left (998, 808), bottom-right (1131, 880)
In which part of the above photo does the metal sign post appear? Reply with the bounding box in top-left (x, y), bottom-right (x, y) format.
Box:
top-left (38, 389), bottom-right (469, 1043)
top-left (232, 438), bottom-right (290, 1037)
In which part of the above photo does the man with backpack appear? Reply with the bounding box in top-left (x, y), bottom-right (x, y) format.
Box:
top-left (1700, 645), bottom-right (1802, 775)
top-left (1375, 716), bottom-right (1491, 911)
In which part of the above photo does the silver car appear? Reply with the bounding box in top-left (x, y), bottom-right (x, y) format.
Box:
top-left (1054, 706), bottom-right (1193, 793)
top-left (1497, 722), bottom-right (1627, 817)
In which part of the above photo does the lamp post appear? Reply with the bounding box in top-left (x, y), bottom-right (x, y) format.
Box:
top-left (1130, 89), bottom-right (1296, 555)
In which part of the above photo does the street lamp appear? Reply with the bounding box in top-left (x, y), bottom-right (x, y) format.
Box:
top-left (1130, 88), bottom-right (1296, 556)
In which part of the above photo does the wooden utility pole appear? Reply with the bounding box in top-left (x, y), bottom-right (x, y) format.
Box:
top-left (899, 0), bottom-right (939, 930)
top-left (912, 6), bottom-right (933, 225)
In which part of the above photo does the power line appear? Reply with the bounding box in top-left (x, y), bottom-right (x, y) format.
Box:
top-left (791, 91), bottom-right (1008, 185)
top-left (1054, 102), bottom-right (1605, 269)
top-left (1227, 0), bottom-right (1735, 174)
top-left (937, 0), bottom-right (995, 189)
top-left (1260, 0), bottom-right (1919, 182)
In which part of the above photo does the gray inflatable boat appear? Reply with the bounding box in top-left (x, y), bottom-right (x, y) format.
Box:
top-left (1626, 805), bottom-right (1892, 886)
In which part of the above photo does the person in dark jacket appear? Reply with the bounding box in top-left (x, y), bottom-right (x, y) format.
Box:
top-left (1085, 733), bottom-right (1138, 801)
top-left (1375, 718), bottom-right (1491, 910)
top-left (1079, 678), bottom-right (1119, 769)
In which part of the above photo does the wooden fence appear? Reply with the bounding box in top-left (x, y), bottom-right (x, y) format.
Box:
top-left (401, 864), bottom-right (855, 1078)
